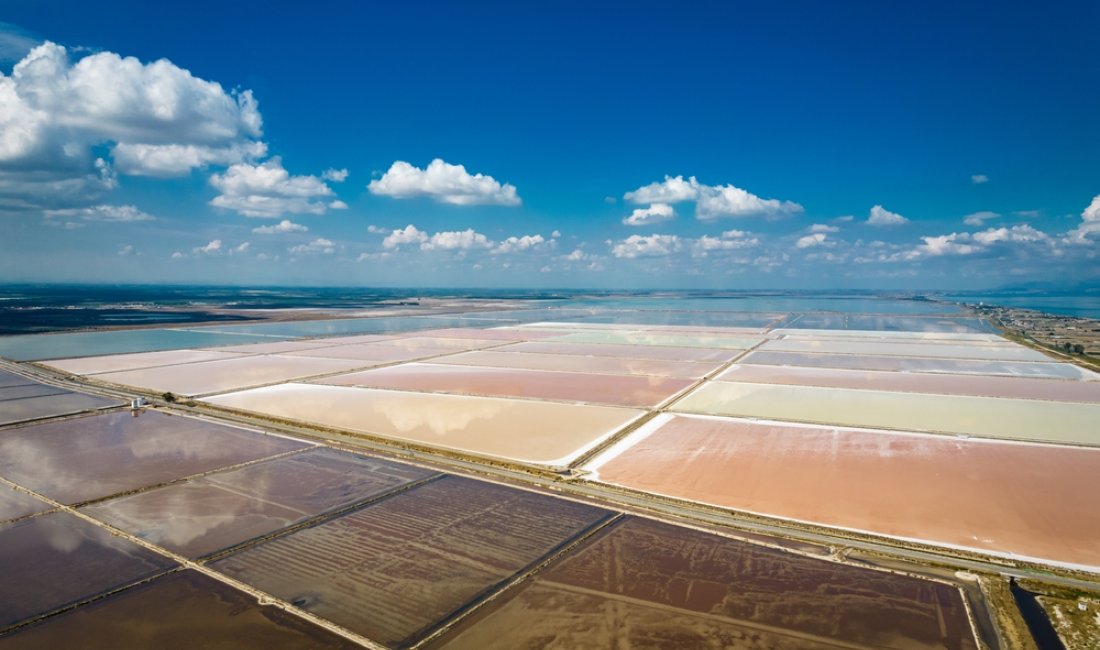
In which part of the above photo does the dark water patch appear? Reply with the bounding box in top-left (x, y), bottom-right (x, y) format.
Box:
top-left (0, 570), bottom-right (358, 648)
top-left (1009, 579), bottom-right (1066, 650)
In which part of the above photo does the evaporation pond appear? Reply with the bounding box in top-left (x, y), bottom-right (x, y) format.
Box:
top-left (316, 363), bottom-right (693, 407)
top-left (0, 485), bottom-right (51, 522)
top-left (0, 391), bottom-right (120, 425)
top-left (0, 328), bottom-right (279, 362)
top-left (739, 350), bottom-right (1097, 380)
top-left (435, 516), bottom-right (976, 650)
top-left (759, 338), bottom-right (1049, 361)
top-left (718, 364), bottom-right (1100, 403)
top-left (204, 383), bottom-right (643, 467)
top-left (588, 415), bottom-right (1100, 569)
top-left (211, 475), bottom-right (612, 648)
top-left (430, 350), bottom-right (721, 378)
top-left (0, 512), bottom-right (176, 629)
top-left (500, 341), bottom-right (736, 362)
top-left (83, 448), bottom-right (437, 558)
top-left (0, 570), bottom-right (358, 649)
top-left (547, 331), bottom-right (762, 349)
top-left (93, 354), bottom-right (371, 396)
top-left (44, 349), bottom-right (245, 376)
top-left (0, 410), bottom-right (310, 504)
top-left (673, 381), bottom-right (1100, 444)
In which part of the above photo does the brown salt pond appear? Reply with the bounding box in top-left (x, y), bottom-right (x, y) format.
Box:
top-left (759, 338), bottom-right (1050, 361)
top-left (0, 512), bottom-right (176, 629)
top-left (718, 364), bottom-right (1100, 403)
top-left (589, 415), bottom-right (1100, 569)
top-left (315, 363), bottom-right (694, 407)
top-left (0, 410), bottom-right (310, 504)
top-left (82, 448), bottom-right (438, 558)
top-left (672, 381), bottom-right (1100, 444)
top-left (500, 340), bottom-right (738, 362)
top-left (0, 391), bottom-right (120, 426)
top-left (204, 383), bottom-right (644, 468)
top-left (740, 349), bottom-right (1098, 380)
top-left (431, 349), bottom-right (722, 378)
top-left (92, 354), bottom-right (371, 396)
top-left (42, 349), bottom-right (246, 376)
top-left (211, 475), bottom-right (612, 648)
top-left (0, 570), bottom-right (358, 648)
top-left (435, 516), bottom-right (976, 650)
top-left (0, 485), bottom-right (51, 522)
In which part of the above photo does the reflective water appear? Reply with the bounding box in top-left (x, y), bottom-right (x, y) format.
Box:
top-left (93, 354), bottom-right (372, 396)
top-left (718, 365), bottom-right (1100, 403)
top-left (0, 392), bottom-right (120, 425)
top-left (204, 383), bottom-right (644, 467)
top-left (0, 570), bottom-right (358, 648)
top-left (45, 349), bottom-right (246, 376)
top-left (212, 475), bottom-right (611, 647)
top-left (740, 350), bottom-right (1098, 380)
top-left (0, 485), bottom-right (51, 522)
top-left (431, 350), bottom-right (722, 378)
top-left (673, 381), bottom-right (1100, 444)
top-left (316, 363), bottom-right (693, 407)
top-left (549, 331), bottom-right (763, 350)
top-left (82, 448), bottom-right (438, 558)
top-left (0, 329), bottom-right (280, 362)
top-left (0, 512), bottom-right (176, 628)
top-left (500, 341), bottom-right (737, 363)
top-left (0, 411), bottom-right (310, 504)
top-left (760, 338), bottom-right (1050, 361)
top-left (785, 314), bottom-right (990, 332)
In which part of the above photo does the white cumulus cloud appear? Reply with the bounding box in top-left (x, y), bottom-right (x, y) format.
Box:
top-left (971, 174), bottom-right (989, 184)
top-left (382, 224), bottom-right (429, 250)
top-left (322, 168), bottom-right (348, 182)
top-left (809, 223), bottom-right (839, 233)
top-left (0, 41), bottom-right (264, 211)
top-left (1067, 194), bottom-right (1100, 243)
top-left (495, 234), bottom-right (548, 254)
top-left (193, 239), bottom-right (222, 254)
top-left (796, 233), bottom-right (829, 249)
top-left (622, 203), bottom-right (675, 226)
top-left (44, 204), bottom-right (155, 223)
top-left (209, 157), bottom-right (337, 218)
top-left (867, 205), bottom-right (909, 226)
top-left (288, 237), bottom-right (335, 255)
top-left (611, 234), bottom-right (682, 258)
top-left (963, 211), bottom-right (999, 227)
top-left (624, 175), bottom-right (802, 221)
top-left (422, 229), bottom-right (494, 251)
top-left (252, 219), bottom-right (307, 234)
top-left (368, 158), bottom-right (520, 206)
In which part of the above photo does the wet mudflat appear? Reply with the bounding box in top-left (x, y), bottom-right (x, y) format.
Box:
top-left (717, 364), bottom-right (1100, 403)
top-left (431, 349), bottom-right (722, 379)
top-left (740, 349), bottom-right (1097, 379)
top-left (672, 381), bottom-right (1100, 444)
top-left (315, 363), bottom-right (693, 407)
top-left (0, 410), bottom-right (310, 504)
top-left (0, 512), bottom-right (176, 629)
top-left (435, 516), bottom-right (977, 650)
top-left (500, 340), bottom-right (738, 362)
top-left (203, 383), bottom-right (643, 467)
top-left (0, 485), bottom-right (51, 522)
top-left (92, 354), bottom-right (371, 397)
top-left (0, 570), bottom-right (357, 648)
top-left (211, 475), bottom-right (612, 648)
top-left (590, 415), bottom-right (1100, 568)
top-left (83, 448), bottom-right (438, 558)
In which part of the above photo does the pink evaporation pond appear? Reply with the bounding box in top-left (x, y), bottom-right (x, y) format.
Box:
top-left (739, 350), bottom-right (1096, 380)
top-left (759, 338), bottom-right (1049, 362)
top-left (589, 415), bottom-right (1100, 569)
top-left (203, 383), bottom-right (644, 468)
top-left (93, 354), bottom-right (371, 396)
top-left (207, 339), bottom-right (357, 354)
top-left (315, 363), bottom-right (694, 408)
top-left (0, 410), bottom-right (310, 504)
top-left (430, 350), bottom-right (722, 379)
top-left (718, 364), bottom-right (1100, 403)
top-left (773, 328), bottom-right (1006, 343)
top-left (520, 321), bottom-right (768, 335)
top-left (44, 349), bottom-right (246, 375)
top-left (500, 341), bottom-right (737, 363)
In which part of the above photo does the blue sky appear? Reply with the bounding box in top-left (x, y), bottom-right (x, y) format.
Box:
top-left (0, 1), bottom-right (1097, 289)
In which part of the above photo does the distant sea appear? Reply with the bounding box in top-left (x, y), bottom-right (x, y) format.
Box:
top-left (941, 292), bottom-right (1100, 319)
